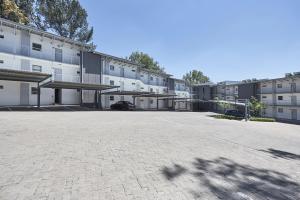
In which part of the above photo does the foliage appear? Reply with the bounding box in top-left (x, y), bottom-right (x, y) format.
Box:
top-left (127, 51), bottom-right (164, 72)
top-left (0, 0), bottom-right (28, 24)
top-left (182, 70), bottom-right (210, 85)
top-left (214, 97), bottom-right (232, 112)
top-left (250, 117), bottom-right (275, 122)
top-left (212, 115), bottom-right (243, 120)
top-left (249, 96), bottom-right (266, 117)
top-left (35, 0), bottom-right (94, 44)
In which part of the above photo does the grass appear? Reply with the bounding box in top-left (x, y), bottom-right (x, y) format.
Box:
top-left (250, 117), bottom-right (276, 122)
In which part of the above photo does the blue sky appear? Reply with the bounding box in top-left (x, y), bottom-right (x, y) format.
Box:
top-left (80, 0), bottom-right (300, 82)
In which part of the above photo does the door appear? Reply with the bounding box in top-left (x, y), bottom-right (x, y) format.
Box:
top-left (54, 89), bottom-right (61, 104)
top-left (291, 83), bottom-right (296, 93)
top-left (20, 83), bottom-right (29, 105)
top-left (291, 109), bottom-right (297, 120)
top-left (55, 48), bottom-right (63, 62)
top-left (20, 30), bottom-right (30, 56)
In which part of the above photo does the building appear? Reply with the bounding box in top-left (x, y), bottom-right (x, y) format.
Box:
top-left (0, 18), bottom-right (190, 110)
top-left (259, 73), bottom-right (300, 122)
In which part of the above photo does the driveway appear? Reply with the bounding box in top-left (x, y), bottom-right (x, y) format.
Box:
top-left (0, 111), bottom-right (299, 199)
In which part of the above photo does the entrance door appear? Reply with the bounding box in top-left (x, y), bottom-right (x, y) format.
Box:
top-left (20, 83), bottom-right (29, 105)
top-left (291, 109), bottom-right (297, 120)
top-left (55, 89), bottom-right (61, 104)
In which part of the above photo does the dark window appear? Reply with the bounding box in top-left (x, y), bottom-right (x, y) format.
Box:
top-left (141, 74), bottom-right (144, 77)
top-left (0, 85), bottom-right (3, 89)
top-left (150, 99), bottom-right (154, 104)
top-left (132, 69), bottom-right (136, 72)
top-left (31, 87), bottom-right (38, 95)
top-left (0, 35), bottom-right (4, 39)
top-left (132, 82), bottom-right (135, 85)
top-left (110, 65), bottom-right (114, 71)
top-left (278, 108), bottom-right (283, 113)
top-left (32, 65), bottom-right (42, 72)
top-left (150, 88), bottom-right (153, 92)
top-left (110, 96), bottom-right (114, 101)
top-left (150, 76), bottom-right (153, 81)
top-left (262, 96), bottom-right (267, 99)
top-left (110, 80), bottom-right (114, 86)
top-left (0, 60), bottom-right (3, 64)
top-left (77, 53), bottom-right (81, 56)
top-left (277, 84), bottom-right (282, 88)
top-left (32, 43), bottom-right (42, 51)
top-left (55, 48), bottom-right (63, 62)
top-left (77, 71), bottom-right (80, 74)
top-left (278, 96), bottom-right (283, 100)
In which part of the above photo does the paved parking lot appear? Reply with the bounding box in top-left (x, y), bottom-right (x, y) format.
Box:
top-left (0, 111), bottom-right (300, 200)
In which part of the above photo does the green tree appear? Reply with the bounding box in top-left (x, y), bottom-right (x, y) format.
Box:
top-left (249, 96), bottom-right (266, 117)
top-left (127, 51), bottom-right (164, 72)
top-left (183, 70), bottom-right (210, 85)
top-left (34, 0), bottom-right (94, 44)
top-left (0, 0), bottom-right (28, 24)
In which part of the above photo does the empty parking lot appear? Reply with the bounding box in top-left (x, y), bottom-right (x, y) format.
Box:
top-left (0, 111), bottom-right (300, 200)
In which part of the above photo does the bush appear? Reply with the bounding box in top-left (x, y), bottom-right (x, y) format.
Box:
top-left (212, 115), bottom-right (244, 120)
top-left (250, 117), bottom-right (275, 122)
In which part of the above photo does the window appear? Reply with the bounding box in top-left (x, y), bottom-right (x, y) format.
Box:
top-left (278, 96), bottom-right (283, 100)
top-left (262, 96), bottom-right (267, 99)
top-left (110, 80), bottom-right (114, 86)
top-left (32, 65), bottom-right (42, 72)
top-left (0, 35), bottom-right (4, 39)
top-left (77, 71), bottom-right (80, 74)
top-left (0, 85), bottom-right (3, 89)
top-left (262, 85), bottom-right (267, 87)
top-left (32, 43), bottom-right (42, 51)
top-left (141, 87), bottom-right (144, 90)
top-left (150, 88), bottom-right (153, 92)
top-left (141, 74), bottom-right (144, 77)
top-left (150, 99), bottom-right (154, 104)
top-left (110, 65), bottom-right (114, 71)
top-left (278, 108), bottom-right (283, 113)
top-left (31, 87), bottom-right (38, 95)
top-left (132, 69), bottom-right (136, 72)
top-left (132, 82), bottom-right (135, 85)
top-left (150, 76), bottom-right (153, 81)
top-left (109, 96), bottom-right (114, 101)
top-left (277, 84), bottom-right (282, 88)
top-left (0, 60), bottom-right (3, 64)
top-left (77, 53), bottom-right (81, 56)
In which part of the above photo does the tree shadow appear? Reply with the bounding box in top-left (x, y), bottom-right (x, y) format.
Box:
top-left (161, 164), bottom-right (187, 181)
top-left (258, 148), bottom-right (300, 160)
top-left (161, 157), bottom-right (300, 200)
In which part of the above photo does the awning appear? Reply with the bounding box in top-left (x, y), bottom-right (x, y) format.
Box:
top-left (102, 90), bottom-right (151, 96)
top-left (0, 68), bottom-right (51, 82)
top-left (40, 81), bottom-right (119, 91)
top-left (133, 93), bottom-right (177, 98)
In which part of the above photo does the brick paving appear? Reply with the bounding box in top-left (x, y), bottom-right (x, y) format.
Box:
top-left (0, 111), bottom-right (300, 200)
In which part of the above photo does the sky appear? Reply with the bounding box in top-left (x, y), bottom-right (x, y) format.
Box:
top-left (80, 0), bottom-right (300, 82)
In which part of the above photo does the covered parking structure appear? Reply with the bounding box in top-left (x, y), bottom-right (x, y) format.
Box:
top-left (0, 68), bottom-right (51, 107)
top-left (158, 97), bottom-right (192, 111)
top-left (40, 80), bottom-right (119, 108)
top-left (133, 93), bottom-right (177, 110)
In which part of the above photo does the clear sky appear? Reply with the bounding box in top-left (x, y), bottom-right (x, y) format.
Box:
top-left (80, 0), bottom-right (300, 82)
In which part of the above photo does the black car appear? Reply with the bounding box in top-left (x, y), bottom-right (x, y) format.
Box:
top-left (224, 109), bottom-right (245, 118)
top-left (110, 101), bottom-right (135, 111)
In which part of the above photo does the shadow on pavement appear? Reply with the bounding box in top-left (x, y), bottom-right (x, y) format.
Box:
top-left (161, 157), bottom-right (300, 200)
top-left (258, 148), bottom-right (300, 160)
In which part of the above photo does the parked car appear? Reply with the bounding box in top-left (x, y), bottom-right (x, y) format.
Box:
top-left (110, 101), bottom-right (135, 111)
top-left (225, 109), bottom-right (245, 118)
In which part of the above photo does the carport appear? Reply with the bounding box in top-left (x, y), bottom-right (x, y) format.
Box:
top-left (0, 68), bottom-right (51, 107)
top-left (133, 93), bottom-right (177, 110)
top-left (40, 80), bottom-right (119, 108)
top-left (158, 97), bottom-right (191, 110)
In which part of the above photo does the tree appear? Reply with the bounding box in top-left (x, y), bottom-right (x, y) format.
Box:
top-left (127, 51), bottom-right (164, 72)
top-left (0, 0), bottom-right (28, 24)
top-left (249, 96), bottom-right (266, 117)
top-left (183, 70), bottom-right (210, 85)
top-left (34, 0), bottom-right (94, 44)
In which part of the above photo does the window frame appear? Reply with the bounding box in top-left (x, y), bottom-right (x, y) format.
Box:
top-left (32, 65), bottom-right (42, 72)
top-left (109, 65), bottom-right (115, 71)
top-left (277, 96), bottom-right (283, 101)
top-left (32, 43), bottom-right (42, 51)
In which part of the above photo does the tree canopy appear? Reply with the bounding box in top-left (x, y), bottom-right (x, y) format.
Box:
top-left (1, 0), bottom-right (94, 46)
top-left (127, 51), bottom-right (165, 73)
top-left (182, 70), bottom-right (210, 85)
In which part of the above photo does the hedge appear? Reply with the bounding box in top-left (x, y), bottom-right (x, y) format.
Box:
top-left (249, 117), bottom-right (276, 122)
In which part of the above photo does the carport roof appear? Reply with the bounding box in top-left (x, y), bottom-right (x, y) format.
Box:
top-left (40, 81), bottom-right (119, 90)
top-left (133, 93), bottom-right (177, 98)
top-left (102, 90), bottom-right (151, 96)
top-left (0, 68), bottom-right (51, 82)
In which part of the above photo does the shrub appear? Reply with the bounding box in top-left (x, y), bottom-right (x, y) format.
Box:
top-left (250, 117), bottom-right (275, 122)
top-left (212, 115), bottom-right (243, 120)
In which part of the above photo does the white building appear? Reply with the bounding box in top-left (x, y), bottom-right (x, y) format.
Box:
top-left (259, 73), bottom-right (300, 121)
top-left (0, 18), bottom-right (90, 106)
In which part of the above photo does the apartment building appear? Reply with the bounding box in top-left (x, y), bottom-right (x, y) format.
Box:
top-left (0, 18), bottom-right (92, 106)
top-left (259, 73), bottom-right (300, 121)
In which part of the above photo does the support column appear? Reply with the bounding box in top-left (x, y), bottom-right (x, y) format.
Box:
top-left (156, 97), bottom-right (159, 110)
top-left (37, 82), bottom-right (41, 108)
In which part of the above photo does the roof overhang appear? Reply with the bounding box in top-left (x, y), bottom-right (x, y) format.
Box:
top-left (102, 90), bottom-right (151, 96)
top-left (0, 68), bottom-right (51, 82)
top-left (40, 81), bottom-right (119, 90)
top-left (133, 93), bottom-right (177, 98)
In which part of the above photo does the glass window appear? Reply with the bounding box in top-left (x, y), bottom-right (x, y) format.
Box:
top-left (278, 96), bottom-right (283, 100)
top-left (32, 43), bottom-right (42, 51)
top-left (110, 96), bottom-right (114, 101)
top-left (277, 84), bottom-right (282, 88)
top-left (31, 87), bottom-right (38, 95)
top-left (278, 108), bottom-right (283, 113)
top-left (0, 35), bottom-right (4, 39)
top-left (32, 65), bottom-right (42, 72)
top-left (110, 80), bottom-right (114, 86)
top-left (0, 85), bottom-right (3, 89)
top-left (0, 60), bottom-right (3, 64)
top-left (55, 48), bottom-right (63, 62)
top-left (110, 65), bottom-right (114, 71)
